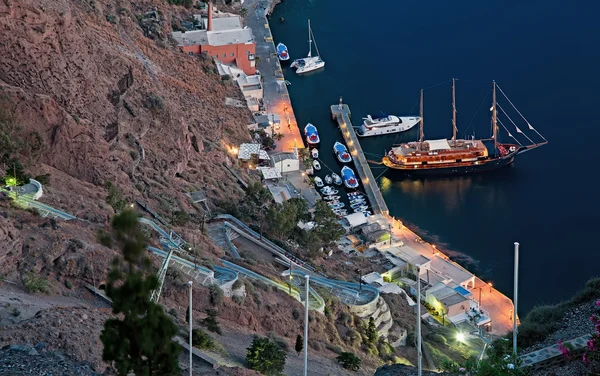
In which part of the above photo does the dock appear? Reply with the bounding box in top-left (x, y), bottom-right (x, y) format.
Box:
top-left (331, 102), bottom-right (389, 215)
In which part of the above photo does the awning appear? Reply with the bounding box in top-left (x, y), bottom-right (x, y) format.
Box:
top-left (344, 212), bottom-right (367, 228)
top-left (427, 139), bottom-right (451, 151)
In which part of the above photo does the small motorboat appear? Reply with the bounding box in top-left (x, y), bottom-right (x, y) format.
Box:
top-left (353, 205), bottom-right (369, 212)
top-left (331, 173), bottom-right (342, 186)
top-left (328, 202), bottom-right (345, 209)
top-left (311, 148), bottom-right (319, 159)
top-left (277, 43), bottom-right (290, 61)
top-left (312, 160), bottom-right (321, 170)
top-left (324, 175), bottom-right (333, 185)
top-left (348, 191), bottom-right (363, 197)
top-left (314, 176), bottom-right (323, 187)
top-left (320, 187), bottom-right (339, 195)
top-left (351, 202), bottom-right (367, 209)
top-left (362, 211), bottom-right (372, 217)
top-left (348, 195), bottom-right (365, 202)
top-left (349, 198), bottom-right (366, 205)
top-left (323, 195), bottom-right (341, 201)
top-left (341, 166), bottom-right (359, 189)
top-left (304, 123), bottom-right (320, 145)
top-left (284, 80), bottom-right (292, 86)
top-left (333, 141), bottom-right (352, 163)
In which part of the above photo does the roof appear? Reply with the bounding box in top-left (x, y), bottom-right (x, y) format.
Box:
top-left (257, 167), bottom-right (282, 180)
top-left (427, 139), bottom-right (451, 151)
top-left (210, 16), bottom-right (242, 31)
top-left (412, 255), bottom-right (430, 267)
top-left (440, 293), bottom-right (469, 307)
top-left (362, 272), bottom-right (383, 285)
top-left (187, 190), bottom-right (207, 203)
top-left (430, 257), bottom-right (474, 286)
top-left (344, 212), bottom-right (368, 227)
top-left (172, 27), bottom-right (254, 47)
top-left (266, 184), bottom-right (292, 204)
top-left (237, 143), bottom-right (261, 160)
top-left (271, 152), bottom-right (297, 163)
top-left (207, 28), bottom-right (254, 46)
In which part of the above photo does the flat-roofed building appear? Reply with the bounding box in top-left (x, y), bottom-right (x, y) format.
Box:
top-left (173, 3), bottom-right (256, 75)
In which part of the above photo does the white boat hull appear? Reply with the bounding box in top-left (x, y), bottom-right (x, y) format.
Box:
top-left (357, 116), bottom-right (420, 137)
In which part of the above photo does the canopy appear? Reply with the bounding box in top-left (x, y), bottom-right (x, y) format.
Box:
top-left (344, 212), bottom-right (367, 228)
top-left (427, 139), bottom-right (451, 151)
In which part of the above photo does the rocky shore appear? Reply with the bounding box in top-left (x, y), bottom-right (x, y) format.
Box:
top-left (0, 343), bottom-right (102, 375)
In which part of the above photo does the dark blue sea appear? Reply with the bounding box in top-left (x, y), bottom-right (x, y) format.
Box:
top-left (269, 0), bottom-right (600, 314)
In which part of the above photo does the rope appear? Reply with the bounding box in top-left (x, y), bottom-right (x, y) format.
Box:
top-left (422, 79), bottom-right (451, 91)
top-left (497, 119), bottom-right (522, 146)
top-left (497, 104), bottom-right (535, 145)
top-left (374, 168), bottom-right (389, 180)
top-left (462, 91), bottom-right (490, 139)
top-left (497, 84), bottom-right (547, 142)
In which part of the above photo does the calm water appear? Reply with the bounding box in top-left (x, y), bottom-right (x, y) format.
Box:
top-left (269, 0), bottom-right (600, 314)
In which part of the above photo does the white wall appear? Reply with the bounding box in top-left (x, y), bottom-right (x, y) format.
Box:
top-left (274, 159), bottom-right (299, 173)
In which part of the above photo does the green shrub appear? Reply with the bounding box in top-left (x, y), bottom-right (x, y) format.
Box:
top-left (192, 328), bottom-right (214, 350)
top-left (33, 173), bottom-right (51, 185)
top-left (23, 273), bottom-right (49, 293)
top-left (292, 308), bottom-right (300, 320)
top-left (171, 210), bottom-right (189, 226)
top-left (209, 284), bottom-right (224, 306)
top-left (246, 336), bottom-right (286, 375)
top-left (144, 93), bottom-right (165, 111)
top-left (336, 352), bottom-right (361, 371)
top-left (129, 150), bottom-right (138, 160)
top-left (326, 343), bottom-right (343, 354)
top-left (202, 308), bottom-right (222, 335)
top-left (232, 295), bottom-right (244, 305)
top-left (429, 333), bottom-right (447, 346)
top-left (232, 279), bottom-right (243, 290)
top-left (65, 280), bottom-right (73, 289)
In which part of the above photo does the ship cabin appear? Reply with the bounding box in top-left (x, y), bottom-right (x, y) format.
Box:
top-left (388, 139), bottom-right (488, 166)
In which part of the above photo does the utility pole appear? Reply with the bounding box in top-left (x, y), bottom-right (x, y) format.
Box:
top-left (303, 275), bottom-right (310, 376)
top-left (289, 259), bottom-right (293, 295)
top-left (188, 280), bottom-right (193, 376)
top-left (513, 242), bottom-right (520, 357)
top-left (416, 266), bottom-right (422, 376)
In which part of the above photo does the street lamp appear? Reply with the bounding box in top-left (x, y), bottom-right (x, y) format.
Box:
top-left (488, 282), bottom-right (493, 293)
top-left (188, 281), bottom-right (193, 376)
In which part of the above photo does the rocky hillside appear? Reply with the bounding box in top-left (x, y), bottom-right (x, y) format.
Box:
top-left (0, 0), bottom-right (255, 280)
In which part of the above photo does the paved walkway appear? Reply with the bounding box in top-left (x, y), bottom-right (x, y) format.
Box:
top-left (244, 0), bottom-right (302, 153)
top-left (520, 334), bottom-right (592, 368)
top-left (391, 224), bottom-right (516, 335)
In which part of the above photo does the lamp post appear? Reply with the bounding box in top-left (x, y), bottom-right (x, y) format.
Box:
top-left (488, 282), bottom-right (493, 293)
top-left (188, 281), bottom-right (193, 376)
top-left (303, 275), bottom-right (310, 376)
top-left (513, 242), bottom-right (520, 357)
top-left (416, 266), bottom-right (422, 376)
top-left (356, 268), bottom-right (362, 293)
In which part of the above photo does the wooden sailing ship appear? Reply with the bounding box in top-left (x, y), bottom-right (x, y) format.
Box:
top-left (382, 79), bottom-right (547, 175)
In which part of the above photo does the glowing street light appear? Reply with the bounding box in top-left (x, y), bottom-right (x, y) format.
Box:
top-left (5, 177), bottom-right (17, 187)
top-left (488, 282), bottom-right (493, 293)
top-left (456, 332), bottom-right (466, 343)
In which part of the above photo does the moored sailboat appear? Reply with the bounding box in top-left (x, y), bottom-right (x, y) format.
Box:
top-left (290, 20), bottom-right (325, 74)
top-left (382, 79), bottom-right (547, 175)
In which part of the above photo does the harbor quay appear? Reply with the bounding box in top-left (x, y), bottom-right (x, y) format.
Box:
top-left (244, 0), bottom-right (302, 153)
top-left (331, 100), bottom-right (515, 336)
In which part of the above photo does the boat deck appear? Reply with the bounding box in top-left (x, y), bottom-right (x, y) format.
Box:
top-left (330, 103), bottom-right (388, 216)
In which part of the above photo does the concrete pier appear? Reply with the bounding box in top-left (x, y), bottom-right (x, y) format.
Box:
top-left (330, 102), bottom-right (389, 215)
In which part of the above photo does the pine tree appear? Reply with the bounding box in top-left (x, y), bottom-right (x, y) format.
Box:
top-left (367, 317), bottom-right (378, 345)
top-left (100, 210), bottom-right (181, 376)
top-left (295, 334), bottom-right (303, 354)
top-left (246, 336), bottom-right (287, 375)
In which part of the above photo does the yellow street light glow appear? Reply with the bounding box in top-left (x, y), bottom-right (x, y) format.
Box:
top-left (5, 177), bottom-right (17, 187)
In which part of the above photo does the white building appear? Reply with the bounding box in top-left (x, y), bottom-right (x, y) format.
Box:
top-left (271, 152), bottom-right (299, 173)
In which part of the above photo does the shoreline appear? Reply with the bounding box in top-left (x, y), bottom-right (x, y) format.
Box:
top-left (260, 0), bottom-right (515, 335)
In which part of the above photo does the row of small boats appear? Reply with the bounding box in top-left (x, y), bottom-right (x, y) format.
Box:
top-left (309, 139), bottom-right (351, 164)
top-left (314, 166), bottom-right (358, 189)
top-left (320, 187), bottom-right (372, 217)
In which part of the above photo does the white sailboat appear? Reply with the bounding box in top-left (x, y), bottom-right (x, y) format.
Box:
top-left (290, 20), bottom-right (325, 74)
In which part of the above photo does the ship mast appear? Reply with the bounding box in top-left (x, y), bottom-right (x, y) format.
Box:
top-left (307, 19), bottom-right (312, 58)
top-left (492, 80), bottom-right (498, 151)
top-left (419, 89), bottom-right (424, 150)
top-left (452, 78), bottom-right (457, 145)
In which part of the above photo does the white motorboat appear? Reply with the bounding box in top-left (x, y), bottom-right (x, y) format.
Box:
top-left (356, 112), bottom-right (420, 138)
top-left (324, 195), bottom-right (341, 201)
top-left (341, 166), bottom-right (359, 189)
top-left (320, 187), bottom-right (339, 195)
top-left (333, 142), bottom-right (352, 163)
top-left (304, 123), bottom-right (320, 145)
top-left (362, 211), bottom-right (372, 217)
top-left (351, 201), bottom-right (367, 209)
top-left (348, 191), bottom-right (364, 197)
top-left (349, 198), bottom-right (366, 205)
top-left (324, 175), bottom-right (333, 184)
top-left (314, 176), bottom-right (323, 187)
top-left (277, 43), bottom-right (290, 61)
top-left (331, 173), bottom-right (342, 185)
top-left (290, 20), bottom-right (325, 74)
top-left (312, 160), bottom-right (321, 170)
top-left (311, 148), bottom-right (319, 159)
top-left (328, 202), bottom-right (345, 209)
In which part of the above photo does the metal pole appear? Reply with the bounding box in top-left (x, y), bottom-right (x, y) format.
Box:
top-left (188, 280), bottom-right (193, 376)
top-left (417, 266), bottom-right (422, 376)
top-left (479, 287), bottom-right (482, 308)
top-left (303, 275), bottom-right (310, 376)
top-left (513, 242), bottom-right (519, 356)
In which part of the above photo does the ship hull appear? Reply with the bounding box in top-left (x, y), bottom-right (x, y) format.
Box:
top-left (382, 155), bottom-right (516, 176)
